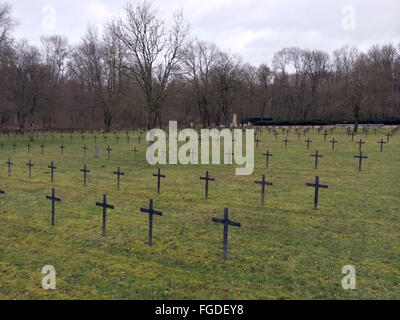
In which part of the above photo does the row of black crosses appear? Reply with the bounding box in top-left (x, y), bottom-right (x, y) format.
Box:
top-left (262, 148), bottom-right (368, 171)
top-left (255, 133), bottom-right (393, 154)
top-left (0, 164), bottom-right (329, 261)
top-left (0, 142), bottom-right (140, 160)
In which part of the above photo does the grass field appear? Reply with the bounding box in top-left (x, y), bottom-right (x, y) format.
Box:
top-left (0, 126), bottom-right (399, 300)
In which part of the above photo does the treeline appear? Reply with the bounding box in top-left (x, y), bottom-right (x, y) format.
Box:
top-left (0, 1), bottom-right (399, 132)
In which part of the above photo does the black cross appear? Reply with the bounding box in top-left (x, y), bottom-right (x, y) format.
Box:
top-left (386, 132), bottom-right (391, 143)
top-left (263, 150), bottom-right (273, 169)
top-left (0, 188), bottom-right (5, 211)
top-left (311, 151), bottom-right (323, 170)
top-left (6, 158), bottom-right (12, 177)
top-left (273, 131), bottom-right (279, 141)
top-left (322, 130), bottom-right (329, 141)
top-left (329, 138), bottom-right (338, 151)
top-left (80, 164), bottom-right (90, 187)
top-left (46, 188), bottom-right (61, 226)
top-left (106, 146), bottom-right (112, 159)
top-left (13, 143), bottom-right (16, 152)
top-left (59, 144), bottom-right (65, 155)
top-left (306, 176), bottom-right (328, 210)
top-left (282, 139), bottom-right (290, 150)
top-left (255, 137), bottom-right (261, 149)
top-left (40, 144), bottom-right (45, 154)
top-left (305, 138), bottom-right (313, 150)
top-left (351, 132), bottom-right (356, 142)
top-left (153, 168), bottom-right (166, 194)
top-left (212, 208), bottom-right (241, 261)
top-left (27, 143), bottom-right (31, 154)
top-left (96, 194), bottom-right (114, 237)
top-left (354, 152), bottom-right (368, 172)
top-left (113, 167), bottom-right (125, 191)
top-left (132, 147), bottom-right (138, 161)
top-left (356, 139), bottom-right (365, 152)
top-left (200, 171), bottom-right (215, 200)
top-left (26, 159), bottom-right (34, 179)
top-left (48, 161), bottom-right (56, 183)
top-left (254, 174), bottom-right (273, 205)
top-left (140, 199), bottom-right (163, 246)
top-left (225, 150), bottom-right (234, 166)
top-left (377, 139), bottom-right (386, 152)
top-left (82, 145), bottom-right (88, 157)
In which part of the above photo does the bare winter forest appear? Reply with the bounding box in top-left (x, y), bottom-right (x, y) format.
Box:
top-left (0, 1), bottom-right (399, 132)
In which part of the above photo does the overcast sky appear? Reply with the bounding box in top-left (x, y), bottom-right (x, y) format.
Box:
top-left (9, 0), bottom-right (400, 65)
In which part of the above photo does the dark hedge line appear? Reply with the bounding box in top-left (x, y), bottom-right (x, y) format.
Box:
top-left (247, 119), bottom-right (400, 126)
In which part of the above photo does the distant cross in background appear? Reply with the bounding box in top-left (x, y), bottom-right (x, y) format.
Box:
top-left (311, 151), bottom-right (323, 170)
top-left (356, 139), bottom-right (365, 152)
top-left (254, 174), bottom-right (273, 206)
top-left (80, 164), bottom-right (90, 187)
top-left (322, 130), bottom-right (329, 142)
top-left (82, 145), bottom-right (88, 157)
top-left (354, 152), bottom-right (368, 172)
top-left (282, 139), bottom-right (290, 150)
top-left (26, 159), bottom-right (34, 179)
top-left (106, 146), bottom-right (112, 160)
top-left (48, 161), bottom-right (56, 183)
top-left (305, 138), bottom-right (312, 150)
top-left (132, 147), bottom-right (138, 161)
top-left (6, 158), bottom-right (12, 177)
top-left (113, 167), bottom-right (125, 191)
top-left (263, 150), bottom-right (273, 169)
top-left (59, 144), bottom-right (65, 155)
top-left (377, 139), bottom-right (386, 152)
top-left (200, 171), bottom-right (215, 200)
top-left (153, 168), bottom-right (166, 195)
top-left (0, 188), bottom-right (5, 212)
top-left (329, 138), bottom-right (338, 151)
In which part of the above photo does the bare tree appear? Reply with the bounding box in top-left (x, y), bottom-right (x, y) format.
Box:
top-left (184, 38), bottom-right (218, 126)
top-left (256, 64), bottom-right (273, 118)
top-left (211, 51), bottom-right (241, 124)
top-left (111, 0), bottom-right (189, 128)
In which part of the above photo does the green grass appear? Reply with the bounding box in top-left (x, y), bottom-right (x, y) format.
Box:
top-left (0, 127), bottom-right (399, 300)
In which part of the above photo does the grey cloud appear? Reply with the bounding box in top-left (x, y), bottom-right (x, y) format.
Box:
top-left (10, 0), bottom-right (400, 66)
